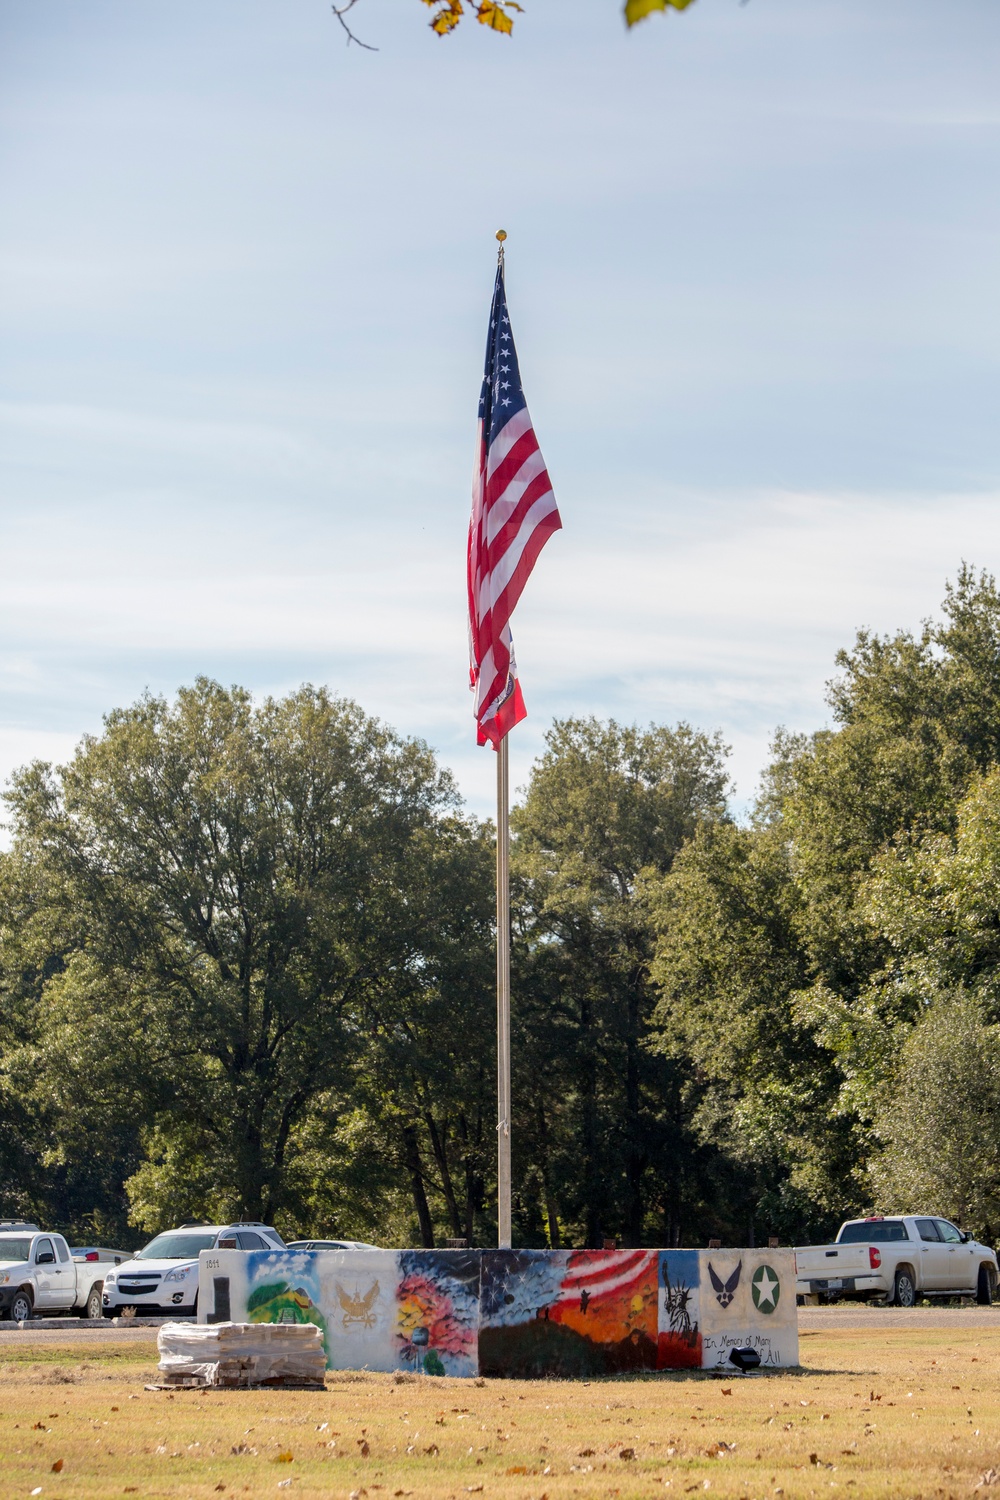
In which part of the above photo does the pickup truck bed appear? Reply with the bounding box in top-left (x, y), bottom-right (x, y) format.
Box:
top-left (0, 1229), bottom-right (108, 1320)
top-left (795, 1215), bottom-right (998, 1307)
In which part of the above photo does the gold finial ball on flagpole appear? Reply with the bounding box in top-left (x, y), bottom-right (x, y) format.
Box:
top-left (496, 230), bottom-right (507, 242)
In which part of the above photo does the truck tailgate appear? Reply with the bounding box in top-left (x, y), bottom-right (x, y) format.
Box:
top-left (795, 1244), bottom-right (873, 1286)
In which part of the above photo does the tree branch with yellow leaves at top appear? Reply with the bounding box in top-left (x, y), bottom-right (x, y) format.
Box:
top-left (422, 1), bottom-right (524, 36)
top-left (421, 0), bottom-right (698, 34)
top-left (336, 0), bottom-right (701, 46)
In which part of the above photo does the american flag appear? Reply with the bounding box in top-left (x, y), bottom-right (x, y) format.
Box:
top-left (468, 253), bottom-right (561, 747)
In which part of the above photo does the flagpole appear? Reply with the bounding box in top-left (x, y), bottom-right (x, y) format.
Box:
top-left (496, 729), bottom-right (512, 1250)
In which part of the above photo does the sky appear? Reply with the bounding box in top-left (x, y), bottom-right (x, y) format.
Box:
top-left (2, 0), bottom-right (999, 820)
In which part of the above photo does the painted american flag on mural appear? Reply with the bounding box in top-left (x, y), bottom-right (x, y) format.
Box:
top-left (468, 253), bottom-right (561, 748)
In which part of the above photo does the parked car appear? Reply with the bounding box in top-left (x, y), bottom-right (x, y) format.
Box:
top-left (795, 1215), bottom-right (999, 1307)
top-left (71, 1246), bottom-right (133, 1265)
top-left (0, 1226), bottom-right (110, 1320)
top-left (285, 1239), bottom-right (379, 1251)
top-left (102, 1221), bottom-right (285, 1318)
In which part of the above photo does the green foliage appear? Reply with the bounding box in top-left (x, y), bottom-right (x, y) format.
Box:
top-left (647, 821), bottom-right (856, 1238)
top-left (642, 567), bottom-right (1000, 1240)
top-left (6, 567), bottom-right (1000, 1248)
top-left (0, 679), bottom-right (493, 1244)
top-left (870, 992), bottom-right (1000, 1243)
top-left (509, 717), bottom-right (730, 1246)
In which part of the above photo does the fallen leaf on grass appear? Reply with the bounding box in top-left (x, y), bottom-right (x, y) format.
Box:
top-left (619, 1448), bottom-right (636, 1460)
top-left (809, 1453), bottom-right (834, 1470)
top-left (358, 1441), bottom-right (371, 1457)
top-left (506, 1465), bottom-right (531, 1475)
top-left (465, 1487), bottom-right (484, 1494)
top-left (578, 1448), bottom-right (595, 1457)
top-left (424, 1443), bottom-right (440, 1457)
top-left (215, 1487), bottom-right (226, 1493)
top-left (50, 1460), bottom-right (64, 1473)
top-left (273, 1451), bottom-right (294, 1463)
top-left (721, 1388), bottom-right (732, 1396)
top-left (33, 1422), bottom-right (48, 1430)
top-left (975, 1472), bottom-right (1000, 1490)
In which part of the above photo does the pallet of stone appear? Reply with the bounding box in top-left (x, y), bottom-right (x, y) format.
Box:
top-left (156, 1319), bottom-right (327, 1389)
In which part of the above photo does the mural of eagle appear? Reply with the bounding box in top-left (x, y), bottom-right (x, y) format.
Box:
top-left (708, 1260), bottom-right (742, 1308)
top-left (335, 1280), bottom-right (380, 1329)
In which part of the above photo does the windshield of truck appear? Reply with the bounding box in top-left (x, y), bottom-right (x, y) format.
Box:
top-left (135, 1232), bottom-right (217, 1261)
top-left (838, 1220), bottom-right (910, 1243)
top-left (0, 1238), bottom-right (31, 1262)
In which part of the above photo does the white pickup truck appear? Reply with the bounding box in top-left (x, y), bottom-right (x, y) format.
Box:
top-left (0, 1224), bottom-right (110, 1321)
top-left (796, 1215), bottom-right (999, 1307)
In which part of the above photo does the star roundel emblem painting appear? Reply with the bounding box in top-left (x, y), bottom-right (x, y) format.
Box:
top-left (750, 1263), bottom-right (780, 1314)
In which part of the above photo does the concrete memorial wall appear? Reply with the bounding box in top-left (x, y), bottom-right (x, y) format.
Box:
top-left (198, 1246), bottom-right (797, 1376)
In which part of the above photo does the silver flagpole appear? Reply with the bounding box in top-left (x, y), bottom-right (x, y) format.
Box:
top-left (496, 730), bottom-right (512, 1249)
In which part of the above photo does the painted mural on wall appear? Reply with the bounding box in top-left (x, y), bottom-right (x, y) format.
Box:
top-left (698, 1250), bottom-right (798, 1370)
top-left (199, 1245), bottom-right (797, 1376)
top-left (393, 1250), bottom-right (480, 1377)
top-left (658, 1249), bottom-right (702, 1369)
top-left (479, 1249), bottom-right (659, 1377)
top-left (203, 1248), bottom-right (480, 1377)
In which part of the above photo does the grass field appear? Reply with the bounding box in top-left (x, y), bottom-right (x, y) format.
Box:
top-left (2, 1327), bottom-right (998, 1500)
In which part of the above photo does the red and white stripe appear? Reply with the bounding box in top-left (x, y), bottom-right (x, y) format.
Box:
top-left (468, 408), bottom-right (561, 747)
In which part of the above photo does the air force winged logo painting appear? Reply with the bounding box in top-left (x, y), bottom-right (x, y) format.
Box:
top-left (708, 1259), bottom-right (742, 1308)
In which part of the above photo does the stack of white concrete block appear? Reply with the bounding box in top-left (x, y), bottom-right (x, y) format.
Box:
top-left (157, 1320), bottom-right (326, 1388)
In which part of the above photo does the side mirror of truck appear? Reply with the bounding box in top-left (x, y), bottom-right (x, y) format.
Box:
top-left (36, 1251), bottom-right (55, 1265)
top-left (960, 1231), bottom-right (971, 1243)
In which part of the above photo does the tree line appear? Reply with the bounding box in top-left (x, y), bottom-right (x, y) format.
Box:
top-left (3, 566), bottom-right (1000, 1251)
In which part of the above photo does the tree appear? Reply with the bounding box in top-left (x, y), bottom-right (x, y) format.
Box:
top-left (646, 819), bottom-right (858, 1242)
top-left (2, 679), bottom-right (482, 1236)
top-left (510, 717), bottom-right (729, 1246)
top-left (870, 992), bottom-right (1000, 1244)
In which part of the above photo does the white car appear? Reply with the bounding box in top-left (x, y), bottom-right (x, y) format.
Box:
top-left (796, 1215), bottom-right (999, 1307)
top-left (0, 1225), bottom-right (110, 1321)
top-left (103, 1222), bottom-right (285, 1318)
top-left (285, 1238), bottom-right (379, 1251)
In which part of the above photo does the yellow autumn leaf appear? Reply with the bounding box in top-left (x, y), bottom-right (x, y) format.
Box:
top-left (476, 1), bottom-right (521, 32)
top-left (425, 0), bottom-right (465, 36)
top-left (624, 0), bottom-right (698, 26)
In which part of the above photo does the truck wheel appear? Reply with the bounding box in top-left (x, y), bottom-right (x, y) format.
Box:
top-left (84, 1284), bottom-right (103, 1319)
top-left (893, 1267), bottom-right (917, 1308)
top-left (976, 1264), bottom-right (995, 1306)
top-left (11, 1288), bottom-right (33, 1323)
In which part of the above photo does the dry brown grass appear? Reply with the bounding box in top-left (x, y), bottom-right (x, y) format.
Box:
top-left (2, 1327), bottom-right (999, 1500)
